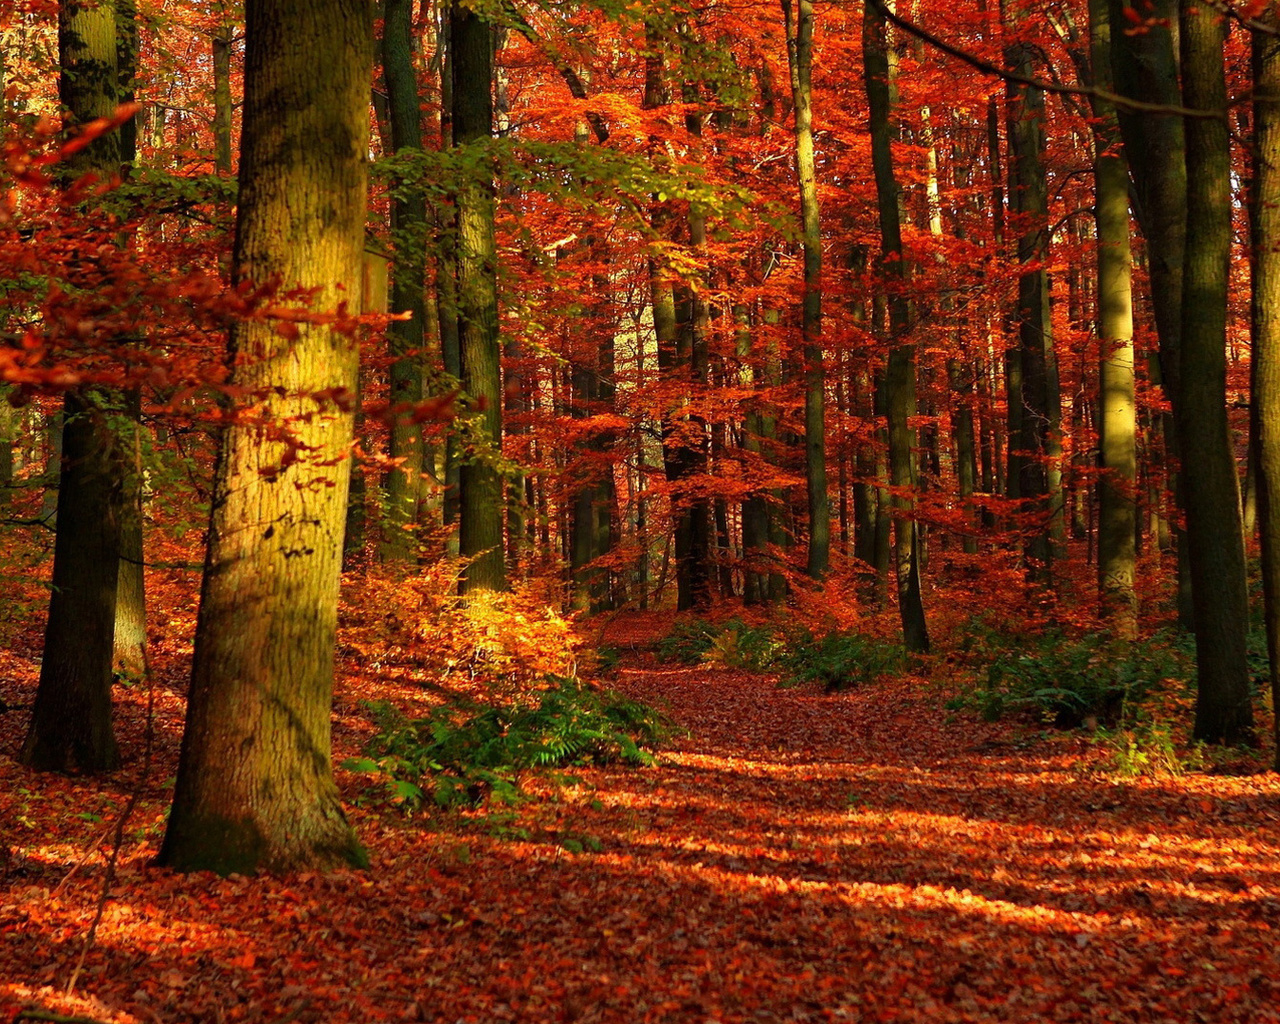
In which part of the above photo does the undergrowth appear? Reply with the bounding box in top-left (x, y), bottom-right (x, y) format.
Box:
top-left (345, 675), bottom-right (681, 812)
top-left (655, 617), bottom-right (903, 690)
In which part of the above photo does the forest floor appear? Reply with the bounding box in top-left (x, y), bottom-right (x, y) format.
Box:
top-left (2, 609), bottom-right (1280, 1024)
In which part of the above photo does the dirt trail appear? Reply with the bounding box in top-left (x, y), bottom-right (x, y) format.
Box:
top-left (3, 645), bottom-right (1280, 1023)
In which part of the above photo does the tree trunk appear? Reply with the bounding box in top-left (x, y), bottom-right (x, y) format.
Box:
top-left (23, 394), bottom-right (122, 772)
top-left (783, 0), bottom-right (829, 580)
top-left (451, 0), bottom-right (505, 593)
top-left (1090, 0), bottom-right (1138, 638)
top-left (1252, 11), bottom-right (1280, 768)
top-left (379, 0), bottom-right (427, 562)
top-left (212, 20), bottom-right (233, 173)
top-left (864, 0), bottom-right (928, 652)
top-left (1179, 0), bottom-right (1253, 745)
top-left (159, 0), bottom-right (373, 874)
top-left (1004, 5), bottom-right (1055, 579)
top-left (1109, 0), bottom-right (1194, 628)
top-left (22, 0), bottom-right (124, 774)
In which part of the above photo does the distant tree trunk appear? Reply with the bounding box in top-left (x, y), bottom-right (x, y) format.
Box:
top-left (212, 20), bottom-right (233, 173)
top-left (114, 0), bottom-right (147, 681)
top-left (159, 0), bottom-right (372, 874)
top-left (22, 0), bottom-right (124, 774)
top-left (783, 0), bottom-right (829, 580)
top-left (1090, 0), bottom-right (1137, 638)
top-left (1109, 0), bottom-right (1194, 627)
top-left (1252, 10), bottom-right (1280, 768)
top-left (379, 0), bottom-right (427, 562)
top-left (1004, 4), bottom-right (1055, 579)
top-left (1179, 0), bottom-right (1253, 745)
top-left (438, 13), bottom-right (462, 557)
top-left (864, 0), bottom-right (928, 652)
top-left (451, 0), bottom-right (505, 593)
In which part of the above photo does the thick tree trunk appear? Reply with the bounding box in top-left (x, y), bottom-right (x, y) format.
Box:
top-left (864, 0), bottom-right (928, 652)
top-left (1090, 0), bottom-right (1137, 638)
top-left (1179, 0), bottom-right (1253, 745)
top-left (783, 0), bottom-right (829, 580)
top-left (23, 394), bottom-right (122, 772)
top-left (1253, 12), bottom-right (1280, 768)
top-left (379, 0), bottom-right (427, 562)
top-left (22, 0), bottom-right (124, 774)
top-left (159, 0), bottom-right (372, 874)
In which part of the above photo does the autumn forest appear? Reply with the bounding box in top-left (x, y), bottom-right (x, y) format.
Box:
top-left (2, 0), bottom-right (1280, 1020)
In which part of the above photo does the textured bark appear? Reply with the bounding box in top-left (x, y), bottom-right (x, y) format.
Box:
top-left (1253, 12), bottom-right (1280, 767)
top-left (1178, 0), bottom-right (1253, 745)
top-left (160, 0), bottom-right (372, 873)
top-left (864, 0), bottom-right (928, 652)
top-left (379, 0), bottom-right (427, 562)
top-left (783, 0), bottom-right (829, 580)
top-left (22, 0), bottom-right (124, 774)
top-left (451, 0), bottom-right (505, 593)
top-left (1090, 0), bottom-right (1137, 638)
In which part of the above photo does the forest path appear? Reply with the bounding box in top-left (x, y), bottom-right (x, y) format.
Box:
top-left (3, 632), bottom-right (1280, 1024)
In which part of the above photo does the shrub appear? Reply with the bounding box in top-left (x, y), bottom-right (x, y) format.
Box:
top-left (975, 631), bottom-right (1191, 727)
top-left (778, 630), bottom-right (904, 691)
top-left (344, 676), bottom-right (680, 812)
top-left (654, 618), bottom-right (719, 664)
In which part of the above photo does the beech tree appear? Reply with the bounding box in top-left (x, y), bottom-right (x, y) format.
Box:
top-left (159, 0), bottom-right (373, 873)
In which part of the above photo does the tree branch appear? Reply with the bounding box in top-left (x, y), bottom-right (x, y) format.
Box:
top-left (866, 0), bottom-right (1225, 121)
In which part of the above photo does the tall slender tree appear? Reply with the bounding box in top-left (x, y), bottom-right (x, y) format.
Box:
top-left (451, 0), bottom-right (506, 593)
top-left (159, 0), bottom-right (373, 873)
top-left (380, 0), bottom-right (428, 561)
top-left (22, 0), bottom-right (125, 773)
top-left (1178, 0), bottom-right (1253, 744)
top-left (1252, 9), bottom-right (1280, 769)
top-left (1089, 0), bottom-right (1137, 637)
top-left (864, 0), bottom-right (928, 652)
top-left (782, 0), bottom-right (829, 580)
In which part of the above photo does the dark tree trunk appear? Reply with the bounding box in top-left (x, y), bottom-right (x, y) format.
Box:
top-left (379, 0), bottom-right (427, 562)
top-left (1179, 0), bottom-right (1254, 745)
top-left (864, 0), bottom-right (928, 651)
top-left (451, 0), bottom-right (505, 593)
top-left (22, 0), bottom-right (125, 774)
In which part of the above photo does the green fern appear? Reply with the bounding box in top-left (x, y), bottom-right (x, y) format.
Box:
top-left (344, 677), bottom-right (682, 813)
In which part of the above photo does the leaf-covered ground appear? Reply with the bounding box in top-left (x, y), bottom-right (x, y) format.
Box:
top-left (2, 612), bottom-right (1280, 1024)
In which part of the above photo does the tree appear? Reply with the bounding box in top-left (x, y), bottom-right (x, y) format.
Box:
top-left (452, 0), bottom-right (506, 594)
top-left (1089, 0), bottom-right (1137, 637)
top-left (1253, 9), bottom-right (1280, 769)
top-left (21, 0), bottom-right (126, 774)
top-left (782, 0), bottom-right (829, 581)
top-left (864, 0), bottom-right (928, 653)
top-left (1002, 0), bottom-right (1057, 580)
top-left (380, 0), bottom-right (428, 562)
top-left (159, 0), bottom-right (373, 874)
top-left (1178, 0), bottom-right (1253, 745)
